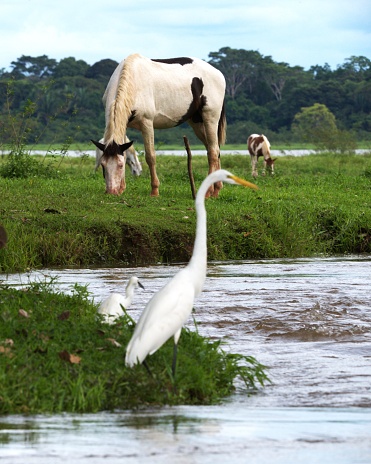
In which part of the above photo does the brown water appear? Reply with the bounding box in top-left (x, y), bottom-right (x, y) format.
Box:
top-left (1, 256), bottom-right (371, 463)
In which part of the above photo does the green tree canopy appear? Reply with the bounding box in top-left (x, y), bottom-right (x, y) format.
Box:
top-left (208, 47), bottom-right (263, 100)
top-left (292, 103), bottom-right (342, 150)
top-left (10, 55), bottom-right (57, 79)
top-left (293, 103), bottom-right (336, 134)
top-left (1, 51), bottom-right (370, 145)
top-left (53, 57), bottom-right (90, 79)
top-left (85, 59), bottom-right (119, 81)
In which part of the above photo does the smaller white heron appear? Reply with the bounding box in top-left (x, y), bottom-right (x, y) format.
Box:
top-left (98, 276), bottom-right (144, 323)
top-left (125, 169), bottom-right (258, 375)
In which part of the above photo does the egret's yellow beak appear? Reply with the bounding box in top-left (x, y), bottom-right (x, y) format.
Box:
top-left (229, 175), bottom-right (258, 190)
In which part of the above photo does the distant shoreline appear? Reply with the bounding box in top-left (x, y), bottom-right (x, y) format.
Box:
top-left (1, 149), bottom-right (369, 158)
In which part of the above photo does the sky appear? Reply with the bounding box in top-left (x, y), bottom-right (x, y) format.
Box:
top-left (1, 0), bottom-right (371, 71)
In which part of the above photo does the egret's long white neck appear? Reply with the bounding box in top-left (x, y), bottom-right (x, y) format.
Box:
top-left (187, 173), bottom-right (217, 294)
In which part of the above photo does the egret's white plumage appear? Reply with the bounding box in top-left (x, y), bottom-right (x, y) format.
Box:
top-left (98, 276), bottom-right (144, 323)
top-left (125, 169), bottom-right (258, 370)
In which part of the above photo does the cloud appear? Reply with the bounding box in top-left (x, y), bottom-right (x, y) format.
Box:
top-left (1, 0), bottom-right (370, 71)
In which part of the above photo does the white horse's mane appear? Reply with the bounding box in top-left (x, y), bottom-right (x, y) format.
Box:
top-left (104, 54), bottom-right (139, 144)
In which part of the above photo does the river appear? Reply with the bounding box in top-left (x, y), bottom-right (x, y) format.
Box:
top-left (1, 255), bottom-right (371, 462)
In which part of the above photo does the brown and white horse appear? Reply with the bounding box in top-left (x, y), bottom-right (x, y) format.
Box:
top-left (247, 134), bottom-right (276, 178)
top-left (92, 54), bottom-right (226, 196)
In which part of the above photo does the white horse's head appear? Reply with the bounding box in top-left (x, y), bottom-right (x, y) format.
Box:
top-left (94, 137), bottom-right (142, 174)
top-left (92, 139), bottom-right (134, 195)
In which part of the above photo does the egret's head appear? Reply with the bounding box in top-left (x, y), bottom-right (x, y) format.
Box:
top-left (224, 170), bottom-right (258, 190)
top-left (129, 276), bottom-right (145, 290)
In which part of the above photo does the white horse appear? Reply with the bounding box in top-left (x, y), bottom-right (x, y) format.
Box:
top-left (92, 53), bottom-right (226, 197)
top-left (95, 136), bottom-right (142, 177)
top-left (247, 134), bottom-right (276, 178)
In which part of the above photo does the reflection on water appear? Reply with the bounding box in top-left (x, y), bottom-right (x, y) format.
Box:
top-left (1, 255), bottom-right (371, 462)
top-left (1, 408), bottom-right (371, 463)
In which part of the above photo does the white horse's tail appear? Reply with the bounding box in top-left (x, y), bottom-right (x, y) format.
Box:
top-left (218, 103), bottom-right (227, 146)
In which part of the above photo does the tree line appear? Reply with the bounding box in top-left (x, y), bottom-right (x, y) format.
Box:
top-left (0, 48), bottom-right (370, 148)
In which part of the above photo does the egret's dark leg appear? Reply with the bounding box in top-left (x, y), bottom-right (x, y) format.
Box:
top-left (172, 343), bottom-right (178, 377)
top-left (143, 359), bottom-right (153, 378)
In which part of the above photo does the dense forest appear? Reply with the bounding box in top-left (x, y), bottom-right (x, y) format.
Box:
top-left (0, 48), bottom-right (370, 148)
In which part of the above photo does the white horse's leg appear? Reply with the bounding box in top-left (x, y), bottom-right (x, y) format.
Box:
top-left (188, 120), bottom-right (207, 146)
top-left (206, 134), bottom-right (222, 197)
top-left (141, 122), bottom-right (160, 196)
top-left (251, 155), bottom-right (258, 178)
top-left (190, 120), bottom-right (221, 197)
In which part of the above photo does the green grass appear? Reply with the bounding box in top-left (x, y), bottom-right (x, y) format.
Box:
top-left (0, 151), bottom-right (371, 273)
top-left (0, 281), bottom-right (269, 414)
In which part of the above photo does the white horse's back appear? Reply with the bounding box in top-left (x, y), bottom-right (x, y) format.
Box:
top-left (105, 55), bottom-right (225, 131)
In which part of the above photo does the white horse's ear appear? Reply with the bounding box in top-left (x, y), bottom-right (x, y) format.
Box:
top-left (91, 139), bottom-right (105, 152)
top-left (119, 141), bottom-right (134, 153)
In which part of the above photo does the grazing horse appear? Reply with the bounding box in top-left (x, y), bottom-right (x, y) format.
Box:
top-left (95, 136), bottom-right (142, 177)
top-left (91, 53), bottom-right (226, 197)
top-left (247, 134), bottom-right (276, 178)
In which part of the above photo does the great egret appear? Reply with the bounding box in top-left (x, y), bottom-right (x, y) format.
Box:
top-left (125, 169), bottom-right (258, 374)
top-left (98, 276), bottom-right (144, 323)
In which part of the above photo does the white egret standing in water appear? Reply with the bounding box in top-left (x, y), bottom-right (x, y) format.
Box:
top-left (98, 276), bottom-right (144, 323)
top-left (125, 169), bottom-right (258, 375)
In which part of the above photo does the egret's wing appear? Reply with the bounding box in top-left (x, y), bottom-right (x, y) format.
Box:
top-left (125, 272), bottom-right (195, 365)
top-left (132, 270), bottom-right (191, 332)
top-left (98, 293), bottom-right (126, 317)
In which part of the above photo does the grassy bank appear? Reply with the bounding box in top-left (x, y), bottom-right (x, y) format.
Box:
top-left (1, 151), bottom-right (371, 273)
top-left (0, 280), bottom-right (268, 414)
